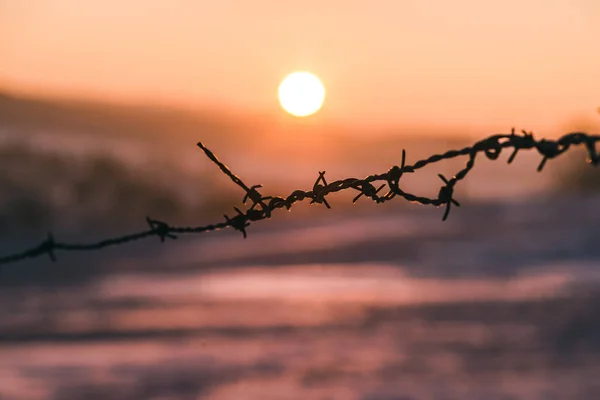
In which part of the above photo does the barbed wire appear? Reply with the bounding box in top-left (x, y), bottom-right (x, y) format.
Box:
top-left (0, 128), bottom-right (598, 267)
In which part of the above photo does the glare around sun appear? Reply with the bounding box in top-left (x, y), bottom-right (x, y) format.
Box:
top-left (278, 72), bottom-right (325, 117)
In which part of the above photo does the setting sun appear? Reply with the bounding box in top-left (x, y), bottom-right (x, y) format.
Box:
top-left (278, 72), bottom-right (325, 117)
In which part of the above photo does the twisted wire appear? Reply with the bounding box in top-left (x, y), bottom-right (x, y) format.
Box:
top-left (0, 129), bottom-right (598, 266)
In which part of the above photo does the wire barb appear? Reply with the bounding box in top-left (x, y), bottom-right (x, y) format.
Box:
top-left (310, 171), bottom-right (331, 208)
top-left (146, 217), bottom-right (178, 242)
top-left (0, 129), bottom-right (598, 266)
top-left (41, 232), bottom-right (57, 262)
top-left (437, 174), bottom-right (460, 221)
top-left (224, 208), bottom-right (250, 238)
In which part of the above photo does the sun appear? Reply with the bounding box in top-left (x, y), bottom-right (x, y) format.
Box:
top-left (278, 72), bottom-right (325, 117)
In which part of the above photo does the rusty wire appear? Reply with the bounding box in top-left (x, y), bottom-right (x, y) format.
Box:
top-left (0, 129), bottom-right (598, 266)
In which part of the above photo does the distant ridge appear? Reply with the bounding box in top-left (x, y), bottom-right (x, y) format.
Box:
top-left (0, 88), bottom-right (472, 154)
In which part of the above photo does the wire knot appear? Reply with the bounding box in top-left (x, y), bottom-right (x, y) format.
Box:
top-left (505, 129), bottom-right (535, 163)
top-left (239, 207), bottom-right (264, 222)
top-left (40, 232), bottom-right (57, 262)
top-left (225, 209), bottom-right (250, 238)
top-left (353, 182), bottom-right (386, 203)
top-left (535, 139), bottom-right (565, 171)
top-left (484, 141), bottom-right (502, 160)
top-left (243, 185), bottom-right (273, 218)
top-left (437, 174), bottom-right (461, 221)
top-left (384, 149), bottom-right (410, 200)
top-left (518, 129), bottom-right (535, 144)
top-left (146, 217), bottom-right (178, 242)
top-left (310, 171), bottom-right (331, 208)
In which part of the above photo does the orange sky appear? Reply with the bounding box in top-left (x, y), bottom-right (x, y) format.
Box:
top-left (1, 0), bottom-right (599, 133)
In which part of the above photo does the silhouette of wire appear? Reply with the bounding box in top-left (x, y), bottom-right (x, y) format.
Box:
top-left (0, 129), bottom-right (598, 266)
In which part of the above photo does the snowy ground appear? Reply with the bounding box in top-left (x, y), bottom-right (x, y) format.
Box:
top-left (1, 196), bottom-right (600, 399)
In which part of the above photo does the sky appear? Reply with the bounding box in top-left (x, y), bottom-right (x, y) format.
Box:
top-left (1, 0), bottom-right (599, 133)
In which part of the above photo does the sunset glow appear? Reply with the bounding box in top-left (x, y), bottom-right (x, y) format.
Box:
top-left (0, 1), bottom-right (599, 132)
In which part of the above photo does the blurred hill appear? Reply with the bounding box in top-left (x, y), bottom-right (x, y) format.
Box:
top-left (0, 90), bottom-right (271, 236)
top-left (0, 89), bottom-right (261, 148)
top-left (0, 140), bottom-right (244, 238)
top-left (0, 88), bottom-right (472, 153)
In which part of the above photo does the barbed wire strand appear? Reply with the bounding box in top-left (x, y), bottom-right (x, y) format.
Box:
top-left (0, 129), bottom-right (598, 267)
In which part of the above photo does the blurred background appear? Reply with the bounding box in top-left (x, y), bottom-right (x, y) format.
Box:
top-left (1, 1), bottom-right (600, 399)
